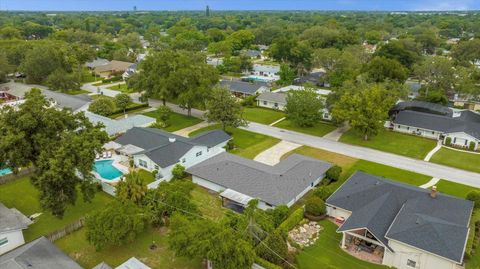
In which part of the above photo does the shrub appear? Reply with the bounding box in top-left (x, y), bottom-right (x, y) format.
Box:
top-left (255, 231), bottom-right (288, 265)
top-left (445, 137), bottom-right (452, 146)
top-left (470, 141), bottom-right (476, 151)
top-left (241, 94), bottom-right (258, 107)
top-left (226, 140), bottom-right (235, 150)
top-left (305, 196), bottom-right (326, 216)
top-left (266, 205), bottom-right (289, 228)
top-left (255, 257), bottom-right (283, 269)
top-left (156, 106), bottom-right (172, 122)
top-left (314, 186), bottom-right (334, 201)
top-left (277, 207), bottom-right (304, 234)
top-left (171, 164), bottom-right (186, 180)
top-left (467, 191), bottom-right (480, 209)
top-left (326, 165), bottom-right (342, 182)
top-left (88, 97), bottom-right (116, 116)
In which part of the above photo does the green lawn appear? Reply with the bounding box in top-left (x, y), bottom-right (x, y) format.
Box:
top-left (434, 179), bottom-right (479, 199)
top-left (137, 170), bottom-right (155, 185)
top-left (430, 147), bottom-right (480, 173)
top-left (296, 220), bottom-right (388, 269)
top-left (274, 119), bottom-right (337, 137)
top-left (66, 89), bottom-right (91, 95)
top-left (191, 185), bottom-right (227, 221)
top-left (55, 227), bottom-right (201, 269)
top-left (189, 124), bottom-right (280, 159)
top-left (107, 83), bottom-right (134, 94)
top-left (340, 129), bottom-right (437, 160)
top-left (143, 110), bottom-right (203, 132)
top-left (81, 69), bottom-right (101, 83)
top-left (243, 107), bottom-right (285, 125)
top-left (0, 177), bottom-right (113, 242)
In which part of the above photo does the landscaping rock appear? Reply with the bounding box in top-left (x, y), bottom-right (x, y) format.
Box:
top-left (288, 221), bottom-right (323, 249)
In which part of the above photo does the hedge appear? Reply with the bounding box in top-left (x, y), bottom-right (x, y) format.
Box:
top-left (255, 257), bottom-right (283, 269)
top-left (109, 103), bottom-right (149, 117)
top-left (277, 207), bottom-right (304, 234)
top-left (102, 76), bottom-right (123, 84)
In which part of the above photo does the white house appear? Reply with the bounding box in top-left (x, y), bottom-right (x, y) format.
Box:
top-left (112, 127), bottom-right (231, 181)
top-left (0, 203), bottom-right (32, 255)
top-left (326, 172), bottom-right (473, 269)
top-left (187, 152), bottom-right (331, 212)
top-left (390, 101), bottom-right (480, 150)
top-left (248, 64), bottom-right (280, 79)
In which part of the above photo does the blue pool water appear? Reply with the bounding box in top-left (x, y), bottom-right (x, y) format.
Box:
top-left (94, 160), bottom-right (123, 180)
top-left (0, 168), bottom-right (12, 176)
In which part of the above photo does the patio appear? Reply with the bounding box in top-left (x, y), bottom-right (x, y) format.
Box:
top-left (340, 231), bottom-right (385, 265)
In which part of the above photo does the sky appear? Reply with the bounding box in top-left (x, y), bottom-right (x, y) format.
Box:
top-left (0, 0), bottom-right (479, 11)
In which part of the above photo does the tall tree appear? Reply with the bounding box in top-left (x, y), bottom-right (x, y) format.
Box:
top-left (205, 86), bottom-right (248, 131)
top-left (0, 89), bottom-right (109, 216)
top-left (414, 56), bottom-right (455, 95)
top-left (285, 86), bottom-right (324, 127)
top-left (364, 56), bottom-right (408, 83)
top-left (114, 93), bottom-right (132, 115)
top-left (116, 172), bottom-right (148, 205)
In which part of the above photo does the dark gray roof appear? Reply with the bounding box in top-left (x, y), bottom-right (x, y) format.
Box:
top-left (327, 172), bottom-right (473, 263)
top-left (115, 127), bottom-right (231, 168)
top-left (219, 80), bottom-right (268, 95)
top-left (187, 152), bottom-right (332, 205)
top-left (390, 101), bottom-right (452, 116)
top-left (0, 203), bottom-right (31, 233)
top-left (242, 49), bottom-right (262, 58)
top-left (294, 71), bottom-right (326, 86)
top-left (256, 92), bottom-right (287, 104)
top-left (394, 110), bottom-right (480, 139)
top-left (0, 237), bottom-right (83, 269)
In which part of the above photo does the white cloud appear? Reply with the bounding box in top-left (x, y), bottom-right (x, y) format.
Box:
top-left (412, 0), bottom-right (473, 11)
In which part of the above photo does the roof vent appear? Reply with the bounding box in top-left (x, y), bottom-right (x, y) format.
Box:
top-left (169, 137), bottom-right (176, 143)
top-left (430, 186), bottom-right (438, 199)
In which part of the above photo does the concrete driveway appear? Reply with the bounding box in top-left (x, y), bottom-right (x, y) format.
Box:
top-left (254, 140), bottom-right (301, 165)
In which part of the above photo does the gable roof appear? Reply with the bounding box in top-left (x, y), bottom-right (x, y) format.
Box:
top-left (95, 60), bottom-right (134, 73)
top-left (85, 112), bottom-right (156, 136)
top-left (390, 101), bottom-right (453, 116)
top-left (187, 152), bottom-right (332, 206)
top-left (0, 237), bottom-right (83, 269)
top-left (0, 203), bottom-right (32, 233)
top-left (294, 71), bottom-right (326, 85)
top-left (327, 172), bottom-right (473, 263)
top-left (85, 58), bottom-right (110, 69)
top-left (219, 80), bottom-right (269, 95)
top-left (256, 92), bottom-right (287, 104)
top-left (114, 127), bottom-right (231, 168)
top-left (116, 257), bottom-right (151, 269)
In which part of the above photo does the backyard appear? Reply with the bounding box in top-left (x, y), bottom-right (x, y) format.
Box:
top-left (430, 147), bottom-right (480, 173)
top-left (340, 129), bottom-right (437, 159)
top-left (0, 177), bottom-right (113, 242)
top-left (189, 124), bottom-right (280, 159)
top-left (243, 107), bottom-right (285, 125)
top-left (143, 109), bottom-right (203, 132)
top-left (274, 119), bottom-right (337, 137)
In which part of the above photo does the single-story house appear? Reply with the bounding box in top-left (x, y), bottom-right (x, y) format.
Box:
top-left (293, 71), bottom-right (326, 87)
top-left (257, 85), bottom-right (332, 120)
top-left (94, 60), bottom-right (134, 78)
top-left (219, 80), bottom-right (269, 98)
top-left (326, 171), bottom-right (473, 269)
top-left (187, 152), bottom-right (332, 211)
top-left (84, 112), bottom-right (156, 136)
top-left (112, 127), bottom-right (231, 181)
top-left (206, 57), bottom-right (224, 67)
top-left (85, 58), bottom-right (110, 70)
top-left (248, 64), bottom-right (280, 78)
top-left (390, 101), bottom-right (480, 150)
top-left (0, 203), bottom-right (32, 255)
top-left (0, 236), bottom-right (83, 269)
top-left (241, 49), bottom-right (262, 59)
top-left (122, 63), bottom-right (138, 80)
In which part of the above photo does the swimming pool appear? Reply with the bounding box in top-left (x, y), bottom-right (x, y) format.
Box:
top-left (94, 160), bottom-right (123, 180)
top-left (0, 168), bottom-right (12, 176)
top-left (243, 75), bottom-right (277, 83)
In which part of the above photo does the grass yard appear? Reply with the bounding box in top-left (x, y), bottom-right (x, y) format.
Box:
top-left (189, 124), bottom-right (280, 159)
top-left (243, 107), bottom-right (285, 125)
top-left (143, 110), bottom-right (203, 132)
top-left (107, 83), bottom-right (134, 93)
top-left (339, 129), bottom-right (437, 160)
top-left (430, 147), bottom-right (480, 174)
top-left (55, 227), bottom-right (201, 269)
top-left (434, 179), bottom-right (479, 199)
top-left (191, 185), bottom-right (227, 221)
top-left (66, 89), bottom-right (91, 95)
top-left (137, 170), bottom-right (155, 185)
top-left (274, 119), bottom-right (337, 137)
top-left (296, 220), bottom-right (388, 269)
top-left (0, 177), bottom-right (113, 242)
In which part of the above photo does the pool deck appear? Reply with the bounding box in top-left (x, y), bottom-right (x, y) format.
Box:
top-left (93, 155), bottom-right (129, 183)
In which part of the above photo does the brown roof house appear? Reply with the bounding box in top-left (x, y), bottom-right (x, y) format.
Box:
top-left (94, 60), bottom-right (134, 78)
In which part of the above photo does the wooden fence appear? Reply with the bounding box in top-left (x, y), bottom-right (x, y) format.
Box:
top-left (0, 167), bottom-right (35, 185)
top-left (46, 217), bottom-right (86, 242)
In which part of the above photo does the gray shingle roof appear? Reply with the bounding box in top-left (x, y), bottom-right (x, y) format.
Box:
top-left (186, 152), bottom-right (332, 205)
top-left (85, 112), bottom-right (156, 136)
top-left (114, 127), bottom-right (231, 168)
top-left (256, 92), bottom-right (287, 104)
top-left (0, 237), bottom-right (83, 269)
top-left (327, 172), bottom-right (473, 263)
top-left (390, 101), bottom-right (453, 116)
top-left (219, 80), bottom-right (269, 95)
top-left (0, 203), bottom-right (32, 233)
top-left (394, 110), bottom-right (480, 139)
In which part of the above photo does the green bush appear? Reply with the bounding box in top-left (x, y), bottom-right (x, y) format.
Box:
top-left (255, 231), bottom-right (288, 265)
top-left (171, 164), bottom-right (186, 180)
top-left (102, 76), bottom-right (122, 83)
top-left (470, 141), bottom-right (476, 151)
top-left (266, 205), bottom-right (289, 228)
top-left (241, 94), bottom-right (258, 107)
top-left (88, 97), bottom-right (116, 116)
top-left (226, 140), bottom-right (235, 150)
top-left (277, 207), bottom-right (304, 234)
top-left (313, 185), bottom-right (334, 201)
top-left (445, 137), bottom-right (452, 146)
top-left (467, 191), bottom-right (480, 209)
top-left (305, 196), bottom-right (326, 216)
top-left (255, 257), bottom-right (283, 269)
top-left (326, 165), bottom-right (342, 182)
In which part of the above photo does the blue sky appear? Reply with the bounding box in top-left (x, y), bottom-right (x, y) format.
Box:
top-left (0, 0), bottom-right (479, 11)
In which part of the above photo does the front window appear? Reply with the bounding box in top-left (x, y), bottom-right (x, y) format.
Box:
top-left (274, 103), bottom-right (278, 107)
top-left (182, 158), bottom-right (186, 163)
top-left (406, 259), bottom-right (416, 268)
top-left (263, 101), bottom-right (267, 105)
top-left (196, 151), bottom-right (202, 157)
top-left (0, 237), bottom-right (8, 247)
top-left (139, 159), bottom-right (148, 168)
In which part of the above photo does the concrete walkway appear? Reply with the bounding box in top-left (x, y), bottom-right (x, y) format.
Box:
top-left (424, 140), bottom-right (443, 161)
top-left (254, 140), bottom-right (302, 165)
top-left (420, 178), bottom-right (441, 189)
top-left (324, 124), bottom-right (350, 142)
top-left (81, 81), bottom-right (126, 97)
top-left (269, 117), bottom-right (286, 126)
top-left (173, 121), bottom-right (211, 137)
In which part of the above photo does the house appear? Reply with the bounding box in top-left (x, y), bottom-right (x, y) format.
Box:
top-left (206, 57), bottom-right (224, 67)
top-left (84, 111), bottom-right (156, 136)
top-left (85, 58), bottom-right (110, 70)
top-left (0, 203), bottom-right (32, 255)
top-left (122, 63), bottom-right (138, 80)
top-left (390, 101), bottom-right (480, 150)
top-left (0, 236), bottom-right (83, 269)
top-left (94, 257), bottom-right (150, 269)
top-left (111, 127), bottom-right (231, 181)
top-left (219, 80), bottom-right (269, 98)
top-left (326, 171), bottom-right (473, 269)
top-left (94, 60), bottom-right (135, 78)
top-left (187, 152), bottom-right (332, 211)
top-left (248, 64), bottom-right (280, 79)
top-left (242, 49), bottom-right (262, 59)
top-left (257, 85), bottom-right (332, 120)
top-left (293, 71), bottom-right (327, 87)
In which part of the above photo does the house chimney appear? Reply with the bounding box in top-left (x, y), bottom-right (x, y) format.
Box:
top-left (430, 186), bottom-right (438, 199)
top-left (169, 137), bottom-right (176, 143)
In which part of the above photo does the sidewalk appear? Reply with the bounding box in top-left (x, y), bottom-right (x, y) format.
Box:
top-left (423, 140), bottom-right (443, 162)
